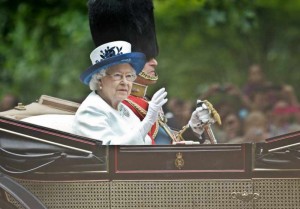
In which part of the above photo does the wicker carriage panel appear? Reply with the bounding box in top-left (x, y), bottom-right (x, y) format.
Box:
top-left (6, 179), bottom-right (110, 209)
top-left (253, 179), bottom-right (300, 209)
top-left (110, 180), bottom-right (253, 209)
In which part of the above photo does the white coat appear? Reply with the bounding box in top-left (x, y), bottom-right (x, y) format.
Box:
top-left (72, 91), bottom-right (152, 145)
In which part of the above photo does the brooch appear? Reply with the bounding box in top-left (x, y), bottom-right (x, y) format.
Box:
top-left (118, 105), bottom-right (130, 118)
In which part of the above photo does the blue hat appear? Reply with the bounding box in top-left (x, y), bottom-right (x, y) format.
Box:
top-left (80, 41), bottom-right (146, 85)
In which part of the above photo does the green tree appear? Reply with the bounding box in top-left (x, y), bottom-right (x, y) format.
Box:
top-left (153, 0), bottom-right (300, 100)
top-left (0, 0), bottom-right (300, 104)
top-left (0, 0), bottom-right (91, 103)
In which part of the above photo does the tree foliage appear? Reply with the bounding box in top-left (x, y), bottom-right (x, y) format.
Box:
top-left (0, 0), bottom-right (300, 103)
top-left (0, 0), bottom-right (91, 102)
top-left (154, 0), bottom-right (300, 99)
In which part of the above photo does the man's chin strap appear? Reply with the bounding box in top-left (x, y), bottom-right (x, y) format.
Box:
top-left (130, 72), bottom-right (158, 97)
top-left (139, 71), bottom-right (159, 81)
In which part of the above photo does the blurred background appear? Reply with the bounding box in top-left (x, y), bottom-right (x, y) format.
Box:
top-left (1, 0), bottom-right (300, 142)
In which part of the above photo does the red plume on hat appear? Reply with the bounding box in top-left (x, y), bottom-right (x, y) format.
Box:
top-left (88, 0), bottom-right (159, 60)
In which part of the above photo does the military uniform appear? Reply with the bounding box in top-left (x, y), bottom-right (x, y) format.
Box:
top-left (122, 84), bottom-right (199, 145)
top-left (123, 93), bottom-right (175, 144)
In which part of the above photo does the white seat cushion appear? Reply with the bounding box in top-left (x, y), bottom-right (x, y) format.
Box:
top-left (21, 114), bottom-right (75, 134)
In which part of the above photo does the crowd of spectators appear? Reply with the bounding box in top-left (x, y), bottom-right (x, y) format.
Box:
top-left (165, 64), bottom-right (300, 143)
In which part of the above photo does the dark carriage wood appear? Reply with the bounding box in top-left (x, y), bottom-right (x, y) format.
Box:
top-left (0, 116), bottom-right (300, 181)
top-left (253, 131), bottom-right (300, 178)
top-left (1, 114), bottom-right (300, 209)
top-left (0, 116), bottom-right (101, 152)
top-left (111, 144), bottom-right (252, 180)
top-left (0, 116), bottom-right (109, 181)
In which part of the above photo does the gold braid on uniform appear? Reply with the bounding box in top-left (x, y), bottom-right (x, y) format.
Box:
top-left (139, 71), bottom-right (158, 81)
top-left (124, 98), bottom-right (147, 115)
top-left (124, 98), bottom-right (159, 139)
top-left (175, 124), bottom-right (190, 142)
top-left (152, 120), bottom-right (159, 139)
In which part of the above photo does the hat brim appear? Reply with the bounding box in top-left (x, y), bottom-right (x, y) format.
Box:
top-left (80, 52), bottom-right (146, 85)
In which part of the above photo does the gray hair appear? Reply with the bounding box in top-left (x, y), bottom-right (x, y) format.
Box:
top-left (89, 69), bottom-right (108, 91)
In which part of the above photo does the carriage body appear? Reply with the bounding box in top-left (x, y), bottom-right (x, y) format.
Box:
top-left (0, 95), bottom-right (299, 209)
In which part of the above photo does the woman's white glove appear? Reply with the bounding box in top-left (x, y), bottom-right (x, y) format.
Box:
top-left (188, 100), bottom-right (215, 136)
top-left (139, 88), bottom-right (168, 137)
top-left (147, 88), bottom-right (168, 124)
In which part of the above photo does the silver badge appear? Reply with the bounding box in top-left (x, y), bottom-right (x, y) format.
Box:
top-left (118, 104), bottom-right (130, 118)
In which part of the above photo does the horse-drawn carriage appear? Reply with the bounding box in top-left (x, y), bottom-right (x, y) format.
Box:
top-left (0, 95), bottom-right (299, 209)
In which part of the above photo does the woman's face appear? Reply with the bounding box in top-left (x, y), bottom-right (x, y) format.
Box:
top-left (99, 63), bottom-right (135, 109)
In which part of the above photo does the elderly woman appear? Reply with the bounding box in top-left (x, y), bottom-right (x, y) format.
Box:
top-left (72, 41), bottom-right (167, 145)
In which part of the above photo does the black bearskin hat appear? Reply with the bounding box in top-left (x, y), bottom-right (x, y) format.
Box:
top-left (88, 0), bottom-right (159, 60)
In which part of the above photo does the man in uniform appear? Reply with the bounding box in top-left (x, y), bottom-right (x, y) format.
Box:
top-left (88, 0), bottom-right (221, 144)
